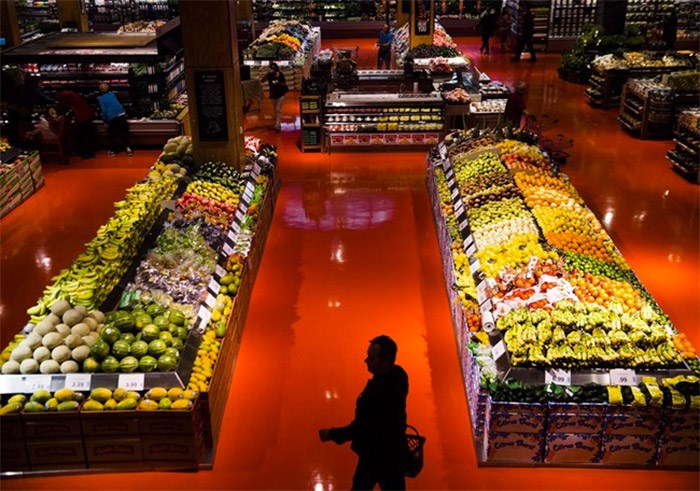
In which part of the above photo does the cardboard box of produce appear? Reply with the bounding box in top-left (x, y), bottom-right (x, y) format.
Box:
top-left (1, 440), bottom-right (30, 471)
top-left (548, 412), bottom-right (604, 434)
top-left (22, 411), bottom-right (83, 439)
top-left (489, 400), bottom-right (546, 415)
top-left (657, 435), bottom-right (700, 467)
top-left (26, 438), bottom-right (86, 470)
top-left (604, 406), bottom-right (662, 436)
top-left (600, 434), bottom-right (658, 465)
top-left (1, 193), bottom-right (24, 219)
top-left (488, 411), bottom-right (545, 434)
top-left (81, 410), bottom-right (140, 437)
top-left (486, 430), bottom-right (544, 463)
top-left (663, 407), bottom-right (700, 438)
top-left (141, 434), bottom-right (203, 468)
top-left (84, 437), bottom-right (144, 467)
top-left (139, 399), bottom-right (203, 435)
top-left (545, 432), bottom-right (602, 464)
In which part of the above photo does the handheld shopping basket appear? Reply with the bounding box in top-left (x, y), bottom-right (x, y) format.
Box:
top-left (405, 425), bottom-right (426, 478)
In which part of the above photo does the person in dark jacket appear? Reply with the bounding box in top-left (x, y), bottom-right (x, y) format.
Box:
top-left (263, 62), bottom-right (288, 131)
top-left (57, 89), bottom-right (96, 158)
top-left (319, 335), bottom-right (409, 490)
top-left (377, 24), bottom-right (394, 70)
top-left (98, 83), bottom-right (132, 156)
top-left (504, 81), bottom-right (535, 128)
top-left (477, 9), bottom-right (498, 54)
top-left (511, 3), bottom-right (536, 62)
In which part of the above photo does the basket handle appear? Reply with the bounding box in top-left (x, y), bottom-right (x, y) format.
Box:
top-left (406, 424), bottom-right (421, 437)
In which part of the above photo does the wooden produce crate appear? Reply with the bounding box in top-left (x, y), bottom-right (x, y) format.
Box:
top-left (81, 409), bottom-right (144, 469)
top-left (0, 413), bottom-right (29, 472)
top-left (21, 410), bottom-right (86, 471)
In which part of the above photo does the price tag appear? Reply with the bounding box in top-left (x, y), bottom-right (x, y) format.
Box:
top-left (243, 186), bottom-right (254, 201)
top-left (451, 188), bottom-right (459, 200)
top-left (252, 162), bottom-right (262, 177)
top-left (204, 294), bottom-right (216, 309)
top-left (610, 369), bottom-right (636, 386)
top-left (208, 278), bottom-right (221, 295)
top-left (454, 201), bottom-right (464, 214)
top-left (458, 219), bottom-right (468, 232)
top-left (215, 264), bottom-right (226, 278)
top-left (491, 340), bottom-right (507, 360)
top-left (235, 209), bottom-right (246, 222)
top-left (231, 221), bottom-right (242, 233)
top-left (64, 373), bottom-right (91, 391)
top-left (24, 375), bottom-right (52, 392)
top-left (466, 240), bottom-right (477, 257)
top-left (476, 281), bottom-right (490, 304)
top-left (545, 369), bottom-right (572, 386)
top-left (197, 305), bottom-right (213, 331)
top-left (117, 373), bottom-right (145, 391)
top-left (438, 142), bottom-right (448, 160)
top-left (445, 168), bottom-right (454, 179)
top-left (223, 242), bottom-right (234, 256)
top-left (469, 257), bottom-right (481, 275)
top-left (227, 229), bottom-right (237, 242)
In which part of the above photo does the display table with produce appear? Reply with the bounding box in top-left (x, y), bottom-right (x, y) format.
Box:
top-left (585, 52), bottom-right (696, 109)
top-left (666, 108), bottom-right (700, 184)
top-left (0, 136), bottom-right (281, 475)
top-left (244, 21), bottom-right (321, 92)
top-left (0, 148), bottom-right (44, 219)
top-left (426, 128), bottom-right (699, 468)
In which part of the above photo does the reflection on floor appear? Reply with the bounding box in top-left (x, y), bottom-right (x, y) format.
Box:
top-left (1, 37), bottom-right (698, 490)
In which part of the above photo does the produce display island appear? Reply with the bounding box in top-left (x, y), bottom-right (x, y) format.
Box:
top-left (0, 137), bottom-right (281, 475)
top-left (426, 129), bottom-right (699, 468)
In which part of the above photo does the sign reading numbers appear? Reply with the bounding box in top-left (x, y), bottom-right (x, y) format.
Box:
top-left (469, 258), bottom-right (481, 275)
top-left (197, 305), bottom-right (212, 331)
top-left (610, 369), bottom-right (636, 386)
top-left (235, 209), bottom-right (246, 222)
top-left (64, 373), bottom-right (91, 391)
top-left (208, 278), bottom-right (221, 295)
top-left (25, 375), bottom-right (51, 392)
top-left (465, 240), bottom-right (477, 256)
top-left (451, 188), bottom-right (459, 200)
top-left (545, 369), bottom-right (572, 386)
top-left (118, 373), bottom-right (145, 391)
top-left (227, 230), bottom-right (237, 242)
top-left (215, 264), bottom-right (227, 278)
top-left (204, 294), bottom-right (216, 309)
top-left (223, 242), bottom-right (234, 256)
top-left (231, 221), bottom-right (242, 233)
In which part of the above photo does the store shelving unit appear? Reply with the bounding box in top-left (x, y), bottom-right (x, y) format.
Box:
top-left (16, 0), bottom-right (60, 43)
top-left (675, 0), bottom-right (700, 48)
top-left (300, 94), bottom-right (324, 152)
top-left (625, 0), bottom-right (675, 47)
top-left (323, 93), bottom-right (444, 150)
top-left (87, 0), bottom-right (180, 31)
top-left (667, 109), bottom-right (700, 183)
top-left (618, 81), bottom-right (673, 140)
top-left (585, 67), bottom-right (628, 108)
top-left (505, 0), bottom-right (551, 52)
top-left (548, 0), bottom-right (597, 41)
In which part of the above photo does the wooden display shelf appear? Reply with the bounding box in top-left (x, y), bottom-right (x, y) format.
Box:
top-left (618, 86), bottom-right (673, 140)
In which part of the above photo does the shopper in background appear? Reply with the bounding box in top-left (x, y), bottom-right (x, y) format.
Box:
top-left (377, 24), bottom-right (394, 70)
top-left (498, 7), bottom-right (512, 53)
top-left (98, 83), bottom-right (132, 157)
top-left (263, 62), bottom-right (288, 131)
top-left (476, 8), bottom-right (498, 54)
top-left (504, 81), bottom-right (535, 128)
top-left (26, 106), bottom-right (63, 143)
top-left (57, 89), bottom-right (96, 159)
top-left (511, 3), bottom-right (536, 62)
top-left (319, 335), bottom-right (409, 490)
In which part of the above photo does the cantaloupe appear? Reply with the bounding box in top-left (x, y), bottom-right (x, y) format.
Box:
top-left (62, 309), bottom-right (83, 327)
top-left (50, 300), bottom-right (72, 317)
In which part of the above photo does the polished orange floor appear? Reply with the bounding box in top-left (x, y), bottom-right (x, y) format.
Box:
top-left (1, 37), bottom-right (699, 490)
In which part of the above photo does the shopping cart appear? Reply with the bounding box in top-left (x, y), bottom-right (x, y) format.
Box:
top-left (525, 114), bottom-right (574, 166)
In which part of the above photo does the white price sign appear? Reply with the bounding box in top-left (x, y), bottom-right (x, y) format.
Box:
top-left (24, 375), bottom-right (52, 392)
top-left (438, 142), bottom-right (448, 160)
top-left (227, 229), bottom-right (237, 242)
top-left (64, 373), bottom-right (91, 391)
top-left (243, 186), bottom-right (254, 201)
top-left (231, 221), bottom-right (242, 233)
top-left (117, 373), bottom-right (145, 391)
top-left (223, 243), bottom-right (234, 256)
top-left (458, 219), bottom-right (468, 232)
top-left (469, 258), bottom-right (481, 275)
top-left (204, 294), bottom-right (216, 309)
top-left (215, 264), bottom-right (227, 278)
top-left (454, 202), bottom-right (464, 214)
top-left (197, 305), bottom-right (212, 331)
top-left (235, 209), bottom-right (246, 222)
top-left (545, 369), bottom-right (572, 386)
top-left (208, 278), bottom-right (221, 295)
top-left (451, 188), bottom-right (459, 200)
top-left (610, 369), bottom-right (636, 386)
top-left (491, 340), bottom-right (507, 360)
top-left (476, 281), bottom-right (489, 304)
top-left (466, 241), bottom-right (477, 256)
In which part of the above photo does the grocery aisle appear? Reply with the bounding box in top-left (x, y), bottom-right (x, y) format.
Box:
top-left (2, 38), bottom-right (699, 491)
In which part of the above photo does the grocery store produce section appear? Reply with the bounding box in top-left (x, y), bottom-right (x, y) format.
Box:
top-left (0, 146), bottom-right (44, 219)
top-left (426, 128), bottom-right (699, 468)
top-left (243, 21), bottom-right (321, 92)
top-left (0, 135), bottom-right (280, 474)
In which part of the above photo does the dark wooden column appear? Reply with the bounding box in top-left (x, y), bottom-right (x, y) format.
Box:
top-left (180, 0), bottom-right (245, 169)
top-left (57, 0), bottom-right (89, 32)
top-left (0, 1), bottom-right (21, 48)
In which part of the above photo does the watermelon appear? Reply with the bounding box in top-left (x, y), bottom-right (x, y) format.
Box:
top-left (170, 338), bottom-right (184, 351)
top-left (120, 332), bottom-right (136, 344)
top-left (111, 340), bottom-right (131, 359)
top-left (141, 325), bottom-right (160, 343)
top-left (169, 309), bottom-right (186, 326)
top-left (165, 347), bottom-right (180, 359)
top-left (101, 356), bottom-right (120, 373)
top-left (157, 354), bottom-right (177, 371)
top-left (119, 356), bottom-right (139, 373)
top-left (139, 355), bottom-right (158, 372)
top-left (134, 313), bottom-right (153, 330)
top-left (148, 340), bottom-right (167, 357)
top-left (159, 331), bottom-right (174, 347)
top-left (90, 339), bottom-right (110, 360)
top-left (153, 315), bottom-right (170, 330)
top-left (113, 313), bottom-right (135, 332)
top-left (176, 327), bottom-right (188, 340)
top-left (83, 357), bottom-right (100, 373)
top-left (105, 311), bottom-right (120, 324)
top-left (101, 325), bottom-right (121, 345)
top-left (146, 303), bottom-right (165, 317)
top-left (130, 340), bottom-right (149, 358)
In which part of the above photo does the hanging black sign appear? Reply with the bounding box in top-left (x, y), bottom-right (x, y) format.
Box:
top-left (194, 70), bottom-right (228, 142)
